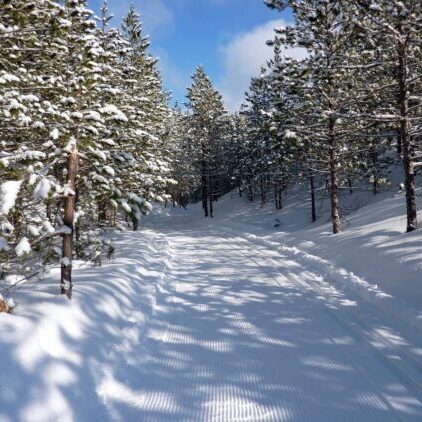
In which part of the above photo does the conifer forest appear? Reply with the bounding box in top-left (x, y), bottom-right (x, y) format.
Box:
top-left (1, 1), bottom-right (422, 421)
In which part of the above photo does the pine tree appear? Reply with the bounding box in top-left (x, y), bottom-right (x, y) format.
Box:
top-left (52, 0), bottom-right (117, 296)
top-left (349, 0), bottom-right (422, 232)
top-left (167, 105), bottom-right (196, 208)
top-left (242, 70), bottom-right (275, 207)
top-left (0, 0), bottom-right (68, 280)
top-left (186, 67), bottom-right (227, 218)
top-left (266, 0), bottom-right (369, 233)
top-left (119, 5), bottom-right (172, 230)
top-left (1, 1), bottom-right (174, 298)
top-left (227, 113), bottom-right (249, 199)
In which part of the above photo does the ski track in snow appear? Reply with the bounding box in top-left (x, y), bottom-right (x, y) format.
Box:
top-left (2, 223), bottom-right (422, 421)
top-left (99, 224), bottom-right (422, 421)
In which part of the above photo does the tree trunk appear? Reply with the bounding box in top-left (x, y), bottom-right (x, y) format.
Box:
top-left (248, 184), bottom-right (253, 202)
top-left (371, 147), bottom-right (379, 195)
top-left (98, 199), bottom-right (107, 223)
top-left (274, 184), bottom-right (279, 210)
top-left (275, 183), bottom-right (283, 210)
top-left (398, 42), bottom-right (417, 232)
top-left (373, 176), bottom-right (379, 195)
top-left (46, 201), bottom-right (52, 222)
top-left (112, 209), bottom-right (117, 227)
top-left (209, 195), bottom-right (213, 218)
top-left (209, 171), bottom-right (214, 218)
top-left (202, 159), bottom-right (208, 218)
top-left (61, 143), bottom-right (78, 299)
top-left (348, 177), bottom-right (353, 195)
top-left (11, 197), bottom-right (23, 240)
top-left (260, 176), bottom-right (266, 207)
top-left (278, 188), bottom-right (283, 210)
top-left (131, 214), bottom-right (139, 231)
top-left (310, 173), bottom-right (317, 223)
top-left (329, 117), bottom-right (341, 234)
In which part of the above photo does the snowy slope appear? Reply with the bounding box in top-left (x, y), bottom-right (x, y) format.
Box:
top-left (0, 229), bottom-right (174, 421)
top-left (194, 187), bottom-right (422, 311)
top-left (96, 225), bottom-right (422, 421)
top-left (1, 185), bottom-right (422, 421)
top-left (148, 184), bottom-right (422, 346)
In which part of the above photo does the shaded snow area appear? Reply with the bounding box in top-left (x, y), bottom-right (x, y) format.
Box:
top-left (206, 187), bottom-right (422, 311)
top-left (1, 190), bottom-right (422, 421)
top-left (0, 230), bottom-right (173, 421)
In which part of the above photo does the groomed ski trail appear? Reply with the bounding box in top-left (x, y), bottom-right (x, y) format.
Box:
top-left (100, 226), bottom-right (422, 421)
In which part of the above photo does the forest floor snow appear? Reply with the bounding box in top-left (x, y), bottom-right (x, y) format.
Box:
top-left (0, 229), bottom-right (173, 421)
top-left (1, 190), bottom-right (422, 421)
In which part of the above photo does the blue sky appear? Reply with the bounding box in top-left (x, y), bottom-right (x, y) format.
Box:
top-left (88, 0), bottom-right (294, 110)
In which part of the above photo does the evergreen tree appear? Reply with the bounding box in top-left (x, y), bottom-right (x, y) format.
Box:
top-left (186, 67), bottom-right (227, 218)
top-left (0, 0), bottom-right (69, 281)
top-left (266, 0), bottom-right (368, 233)
top-left (119, 4), bottom-right (173, 230)
top-left (0, 1), bottom-right (175, 297)
top-left (348, 0), bottom-right (422, 232)
top-left (242, 70), bottom-right (275, 207)
top-left (167, 104), bottom-right (196, 208)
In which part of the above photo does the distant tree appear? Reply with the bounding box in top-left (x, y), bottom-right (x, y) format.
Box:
top-left (186, 67), bottom-right (227, 218)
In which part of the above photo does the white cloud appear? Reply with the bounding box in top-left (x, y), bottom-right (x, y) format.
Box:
top-left (219, 19), bottom-right (306, 111)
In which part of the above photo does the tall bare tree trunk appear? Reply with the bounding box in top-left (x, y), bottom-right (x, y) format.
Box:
top-left (329, 116), bottom-right (341, 234)
top-left (209, 194), bottom-right (214, 218)
top-left (278, 187), bottom-right (283, 210)
top-left (310, 173), bottom-right (317, 223)
top-left (248, 184), bottom-right (253, 202)
top-left (260, 176), bottom-right (266, 207)
top-left (348, 177), bottom-right (353, 195)
top-left (398, 41), bottom-right (417, 232)
top-left (275, 182), bottom-right (283, 210)
top-left (201, 153), bottom-right (209, 217)
top-left (61, 143), bottom-right (78, 299)
top-left (209, 170), bottom-right (214, 218)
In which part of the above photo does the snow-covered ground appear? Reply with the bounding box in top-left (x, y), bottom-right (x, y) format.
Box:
top-left (206, 187), bottom-right (422, 312)
top-left (1, 187), bottom-right (422, 421)
top-left (0, 229), bottom-right (173, 421)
